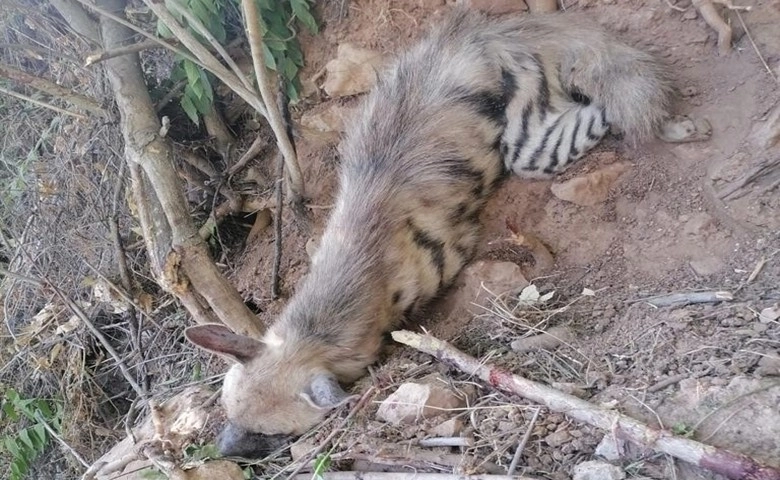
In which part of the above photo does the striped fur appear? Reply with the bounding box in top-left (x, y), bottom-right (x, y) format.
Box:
top-left (185, 9), bottom-right (674, 457)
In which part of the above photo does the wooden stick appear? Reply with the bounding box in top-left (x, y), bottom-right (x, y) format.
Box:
top-left (0, 85), bottom-right (87, 119)
top-left (391, 330), bottom-right (780, 480)
top-left (241, 0), bottom-right (305, 199)
top-left (638, 290), bottom-right (733, 307)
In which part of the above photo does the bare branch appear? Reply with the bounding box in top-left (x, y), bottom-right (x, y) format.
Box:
top-left (241, 0), bottom-right (305, 198)
top-left (0, 85), bottom-right (87, 119)
top-left (0, 62), bottom-right (106, 114)
top-left (392, 330), bottom-right (780, 480)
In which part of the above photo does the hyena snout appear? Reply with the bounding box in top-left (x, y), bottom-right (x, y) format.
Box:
top-left (185, 324), bottom-right (358, 455)
top-left (217, 423), bottom-right (291, 458)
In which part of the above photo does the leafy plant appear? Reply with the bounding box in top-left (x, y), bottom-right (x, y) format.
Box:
top-left (157, 0), bottom-right (318, 124)
top-left (1, 387), bottom-right (63, 480)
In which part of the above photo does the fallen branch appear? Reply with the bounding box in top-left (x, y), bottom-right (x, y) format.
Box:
top-left (391, 330), bottom-right (780, 480)
top-left (418, 436), bottom-right (474, 448)
top-left (0, 62), bottom-right (106, 115)
top-left (0, 85), bottom-right (87, 119)
top-left (636, 290), bottom-right (734, 307)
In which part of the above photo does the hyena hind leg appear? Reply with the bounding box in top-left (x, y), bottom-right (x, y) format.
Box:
top-left (505, 102), bottom-right (610, 178)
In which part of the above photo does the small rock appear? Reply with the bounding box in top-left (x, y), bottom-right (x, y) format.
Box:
top-left (290, 440), bottom-right (318, 461)
top-left (544, 430), bottom-right (572, 447)
top-left (428, 418), bottom-right (464, 437)
top-left (573, 460), bottom-right (626, 480)
top-left (595, 434), bottom-right (625, 461)
top-left (682, 8), bottom-right (698, 20)
top-left (182, 460), bottom-right (245, 480)
top-left (756, 352), bottom-right (780, 376)
top-left (300, 104), bottom-right (354, 133)
top-left (689, 256), bottom-right (725, 276)
top-left (759, 304), bottom-right (779, 323)
top-left (322, 44), bottom-right (386, 97)
top-left (460, 260), bottom-right (529, 315)
top-left (511, 326), bottom-right (573, 353)
top-left (458, 0), bottom-right (529, 13)
top-left (550, 162), bottom-right (631, 206)
top-left (658, 115), bottom-right (712, 143)
top-left (377, 379), bottom-right (466, 425)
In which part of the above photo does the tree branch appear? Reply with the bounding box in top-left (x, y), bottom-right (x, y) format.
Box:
top-left (0, 62), bottom-right (105, 115)
top-left (97, 0), bottom-right (263, 338)
top-left (392, 330), bottom-right (780, 480)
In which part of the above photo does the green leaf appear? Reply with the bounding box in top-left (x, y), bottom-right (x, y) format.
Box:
top-left (281, 57), bottom-right (298, 81)
top-left (196, 0), bottom-right (219, 15)
top-left (4, 436), bottom-right (21, 458)
top-left (183, 60), bottom-right (201, 86)
top-left (262, 43), bottom-right (277, 70)
top-left (33, 424), bottom-right (47, 452)
top-left (11, 458), bottom-right (26, 480)
top-left (291, 0), bottom-right (318, 34)
top-left (18, 429), bottom-right (35, 452)
top-left (3, 400), bottom-right (19, 421)
top-left (180, 95), bottom-right (200, 124)
top-left (157, 20), bottom-right (173, 39)
top-left (189, 0), bottom-right (211, 27)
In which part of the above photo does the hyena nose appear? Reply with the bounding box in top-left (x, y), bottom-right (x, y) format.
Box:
top-left (217, 422), bottom-right (291, 458)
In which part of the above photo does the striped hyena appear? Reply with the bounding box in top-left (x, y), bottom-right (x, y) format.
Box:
top-left (185, 9), bottom-right (674, 457)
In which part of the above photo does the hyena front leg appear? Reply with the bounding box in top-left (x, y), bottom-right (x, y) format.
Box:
top-left (503, 101), bottom-right (610, 178)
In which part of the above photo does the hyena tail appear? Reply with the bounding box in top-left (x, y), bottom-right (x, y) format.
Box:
top-left (495, 14), bottom-right (676, 142)
top-left (559, 39), bottom-right (675, 142)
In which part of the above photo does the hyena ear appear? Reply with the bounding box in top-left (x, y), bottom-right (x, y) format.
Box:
top-left (300, 373), bottom-right (359, 410)
top-left (184, 323), bottom-right (264, 364)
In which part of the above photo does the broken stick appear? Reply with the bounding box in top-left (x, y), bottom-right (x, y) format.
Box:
top-left (391, 330), bottom-right (780, 480)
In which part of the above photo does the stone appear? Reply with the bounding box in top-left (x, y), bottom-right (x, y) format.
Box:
top-left (756, 351), bottom-right (780, 376)
top-left (759, 304), bottom-right (779, 323)
top-left (428, 418), bottom-right (464, 437)
top-left (511, 326), bottom-right (573, 353)
top-left (689, 256), bottom-right (725, 276)
top-left (544, 430), bottom-right (572, 447)
top-left (573, 460), bottom-right (626, 480)
top-left (460, 260), bottom-right (529, 314)
top-left (595, 433), bottom-right (625, 461)
top-left (290, 439), bottom-right (318, 461)
top-left (550, 163), bottom-right (631, 206)
top-left (300, 103), bottom-right (354, 133)
top-left (322, 44), bottom-right (386, 97)
top-left (181, 460), bottom-right (244, 480)
top-left (377, 377), bottom-right (466, 425)
top-left (658, 115), bottom-right (712, 143)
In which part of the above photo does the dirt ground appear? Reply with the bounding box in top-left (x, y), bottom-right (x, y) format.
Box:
top-left (222, 0), bottom-right (780, 478)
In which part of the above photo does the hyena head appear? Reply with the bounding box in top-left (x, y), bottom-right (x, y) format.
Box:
top-left (184, 324), bottom-right (357, 457)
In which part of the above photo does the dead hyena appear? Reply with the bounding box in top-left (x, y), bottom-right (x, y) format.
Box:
top-left (185, 9), bottom-right (674, 457)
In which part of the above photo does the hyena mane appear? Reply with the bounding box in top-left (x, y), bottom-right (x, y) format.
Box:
top-left (185, 8), bottom-right (674, 458)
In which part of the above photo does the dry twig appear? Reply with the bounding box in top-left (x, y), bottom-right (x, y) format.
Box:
top-left (241, 0), bottom-right (305, 199)
top-left (636, 290), bottom-right (734, 307)
top-left (392, 330), bottom-right (780, 480)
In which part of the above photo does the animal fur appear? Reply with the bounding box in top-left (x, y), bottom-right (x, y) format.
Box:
top-left (185, 9), bottom-right (674, 457)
